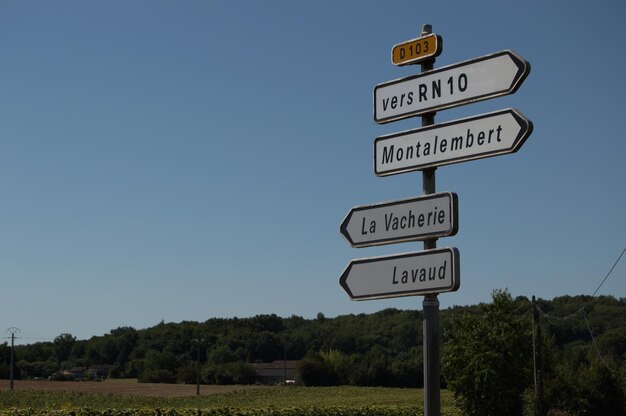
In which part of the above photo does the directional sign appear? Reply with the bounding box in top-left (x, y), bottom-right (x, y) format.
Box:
top-left (374, 50), bottom-right (530, 124)
top-left (339, 247), bottom-right (460, 301)
top-left (374, 108), bottom-right (532, 176)
top-left (391, 33), bottom-right (442, 66)
top-left (340, 192), bottom-right (458, 248)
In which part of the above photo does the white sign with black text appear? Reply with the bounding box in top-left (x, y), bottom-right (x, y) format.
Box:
top-left (374, 50), bottom-right (530, 124)
top-left (340, 192), bottom-right (458, 248)
top-left (374, 108), bottom-right (533, 176)
top-left (339, 248), bottom-right (460, 300)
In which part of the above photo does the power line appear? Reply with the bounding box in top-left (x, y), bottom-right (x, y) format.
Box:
top-left (538, 304), bottom-right (616, 373)
top-left (537, 306), bottom-right (582, 322)
top-left (582, 309), bottom-right (616, 373)
top-left (537, 246), bottom-right (626, 321)
top-left (590, 246), bottom-right (626, 298)
top-left (535, 246), bottom-right (626, 373)
top-left (2, 337), bottom-right (53, 341)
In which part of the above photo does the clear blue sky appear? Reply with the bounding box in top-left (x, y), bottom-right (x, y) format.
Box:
top-left (1, 0), bottom-right (624, 343)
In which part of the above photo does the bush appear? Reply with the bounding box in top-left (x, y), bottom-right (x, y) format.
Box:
top-left (177, 364), bottom-right (198, 384)
top-left (125, 359), bottom-right (143, 378)
top-left (443, 289), bottom-right (532, 416)
top-left (138, 350), bottom-right (179, 383)
top-left (49, 372), bottom-right (78, 381)
top-left (539, 361), bottom-right (626, 416)
top-left (297, 351), bottom-right (338, 386)
top-left (203, 361), bottom-right (257, 385)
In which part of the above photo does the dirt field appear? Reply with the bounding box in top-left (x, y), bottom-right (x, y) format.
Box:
top-left (3, 379), bottom-right (260, 397)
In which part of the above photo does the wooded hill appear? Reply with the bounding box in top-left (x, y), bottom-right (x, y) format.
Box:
top-left (3, 293), bottom-right (625, 389)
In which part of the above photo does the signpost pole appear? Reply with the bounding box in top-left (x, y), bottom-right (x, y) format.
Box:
top-left (420, 24), bottom-right (440, 416)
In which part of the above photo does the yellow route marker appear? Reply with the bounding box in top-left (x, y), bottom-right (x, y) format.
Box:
top-left (391, 33), bottom-right (442, 66)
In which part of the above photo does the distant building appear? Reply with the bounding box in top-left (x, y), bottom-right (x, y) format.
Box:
top-left (50, 365), bottom-right (113, 381)
top-left (86, 365), bottom-right (113, 380)
top-left (250, 360), bottom-right (299, 385)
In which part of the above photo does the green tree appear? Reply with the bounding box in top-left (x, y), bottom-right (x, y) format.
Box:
top-left (443, 289), bottom-right (532, 416)
top-left (203, 361), bottom-right (257, 385)
top-left (138, 349), bottom-right (178, 383)
top-left (538, 360), bottom-right (626, 416)
top-left (0, 343), bottom-right (10, 379)
top-left (297, 351), bottom-right (338, 386)
top-left (53, 333), bottom-right (76, 363)
top-left (390, 347), bottom-right (423, 387)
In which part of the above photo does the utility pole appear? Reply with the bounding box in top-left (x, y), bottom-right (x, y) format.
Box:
top-left (532, 296), bottom-right (544, 416)
top-left (283, 344), bottom-right (287, 384)
top-left (6, 327), bottom-right (20, 391)
top-left (193, 338), bottom-right (204, 396)
top-left (280, 332), bottom-right (288, 384)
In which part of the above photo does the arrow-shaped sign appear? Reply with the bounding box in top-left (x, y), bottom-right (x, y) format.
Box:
top-left (339, 247), bottom-right (460, 301)
top-left (374, 50), bottom-right (530, 124)
top-left (374, 108), bottom-right (533, 177)
top-left (340, 192), bottom-right (458, 248)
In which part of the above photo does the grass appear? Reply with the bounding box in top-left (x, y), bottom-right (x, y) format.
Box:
top-left (0, 385), bottom-right (462, 415)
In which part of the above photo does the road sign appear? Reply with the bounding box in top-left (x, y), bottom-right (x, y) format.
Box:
top-left (374, 108), bottom-right (532, 176)
top-left (391, 33), bottom-right (442, 66)
top-left (374, 50), bottom-right (530, 124)
top-left (339, 247), bottom-right (460, 301)
top-left (340, 192), bottom-right (458, 248)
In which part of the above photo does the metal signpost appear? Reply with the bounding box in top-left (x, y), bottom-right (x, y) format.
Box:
top-left (339, 23), bottom-right (532, 416)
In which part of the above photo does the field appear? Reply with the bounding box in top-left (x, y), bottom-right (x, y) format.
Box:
top-left (3, 379), bottom-right (257, 397)
top-left (0, 379), bottom-right (462, 416)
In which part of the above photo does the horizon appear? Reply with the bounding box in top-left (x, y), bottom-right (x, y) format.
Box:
top-left (7, 290), bottom-right (624, 345)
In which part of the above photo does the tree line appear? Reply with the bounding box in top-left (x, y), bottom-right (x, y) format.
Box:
top-left (2, 292), bottom-right (626, 414)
